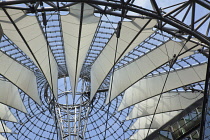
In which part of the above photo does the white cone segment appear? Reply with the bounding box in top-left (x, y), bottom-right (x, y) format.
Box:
top-left (0, 135), bottom-right (6, 140)
top-left (0, 80), bottom-right (27, 113)
top-left (130, 129), bottom-right (156, 140)
top-left (0, 51), bottom-right (40, 105)
top-left (0, 103), bottom-right (17, 122)
top-left (61, 3), bottom-right (100, 96)
top-left (130, 111), bottom-right (181, 129)
top-left (0, 9), bottom-right (58, 98)
top-left (106, 40), bottom-right (201, 104)
top-left (0, 123), bottom-right (12, 133)
top-left (91, 19), bottom-right (156, 100)
top-left (118, 63), bottom-right (206, 110)
top-left (126, 92), bottom-right (203, 120)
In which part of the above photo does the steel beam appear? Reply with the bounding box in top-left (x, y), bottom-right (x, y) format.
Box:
top-left (145, 98), bottom-right (203, 140)
top-left (0, 0), bottom-right (209, 45)
top-left (199, 41), bottom-right (210, 140)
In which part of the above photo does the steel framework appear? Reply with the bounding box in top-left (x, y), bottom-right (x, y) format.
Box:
top-left (0, 0), bottom-right (209, 140)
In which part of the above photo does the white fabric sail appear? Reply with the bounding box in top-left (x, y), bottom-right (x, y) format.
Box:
top-left (0, 51), bottom-right (40, 105)
top-left (61, 3), bottom-right (100, 96)
top-left (0, 80), bottom-right (27, 113)
top-left (0, 123), bottom-right (12, 133)
top-left (126, 92), bottom-right (203, 120)
top-left (106, 40), bottom-right (201, 104)
top-left (118, 63), bottom-right (206, 110)
top-left (91, 18), bottom-right (156, 100)
top-left (130, 111), bottom-right (181, 129)
top-left (0, 103), bottom-right (17, 122)
top-left (0, 9), bottom-right (58, 98)
top-left (130, 129), bottom-right (156, 140)
top-left (0, 135), bottom-right (6, 140)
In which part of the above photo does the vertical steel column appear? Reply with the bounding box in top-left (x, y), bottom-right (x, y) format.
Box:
top-left (200, 48), bottom-right (210, 140)
top-left (74, 107), bottom-right (77, 140)
top-left (77, 80), bottom-right (84, 139)
top-left (82, 106), bottom-right (90, 139)
top-left (64, 77), bottom-right (71, 140)
top-left (56, 107), bottom-right (64, 140)
top-left (201, 91), bottom-right (210, 139)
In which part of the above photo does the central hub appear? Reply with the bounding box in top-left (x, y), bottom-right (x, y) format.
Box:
top-left (57, 91), bottom-right (88, 109)
top-left (55, 77), bottom-right (89, 109)
top-left (43, 76), bottom-right (91, 139)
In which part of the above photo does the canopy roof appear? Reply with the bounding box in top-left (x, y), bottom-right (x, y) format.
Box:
top-left (0, 0), bottom-right (209, 139)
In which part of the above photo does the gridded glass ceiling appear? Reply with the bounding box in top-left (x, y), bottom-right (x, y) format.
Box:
top-left (0, 0), bottom-right (209, 140)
